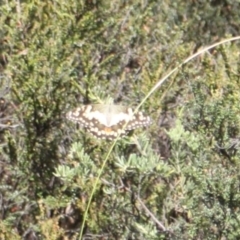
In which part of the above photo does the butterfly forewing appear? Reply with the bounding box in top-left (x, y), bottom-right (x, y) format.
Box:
top-left (66, 104), bottom-right (151, 140)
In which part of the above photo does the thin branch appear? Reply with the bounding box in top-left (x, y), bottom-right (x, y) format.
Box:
top-left (136, 195), bottom-right (166, 232)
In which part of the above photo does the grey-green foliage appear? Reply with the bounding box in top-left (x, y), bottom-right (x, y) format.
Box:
top-left (1, 0), bottom-right (240, 238)
top-left (115, 133), bottom-right (173, 176)
top-left (165, 83), bottom-right (240, 239)
top-left (167, 115), bottom-right (205, 156)
top-left (56, 133), bottom-right (174, 239)
top-left (54, 141), bottom-right (96, 186)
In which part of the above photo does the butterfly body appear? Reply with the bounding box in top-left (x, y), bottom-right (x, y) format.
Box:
top-left (66, 104), bottom-right (151, 140)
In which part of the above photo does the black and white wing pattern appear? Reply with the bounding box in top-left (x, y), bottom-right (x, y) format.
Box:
top-left (66, 104), bottom-right (151, 140)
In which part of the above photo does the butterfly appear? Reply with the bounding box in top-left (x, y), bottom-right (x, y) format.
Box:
top-left (66, 104), bottom-right (151, 140)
